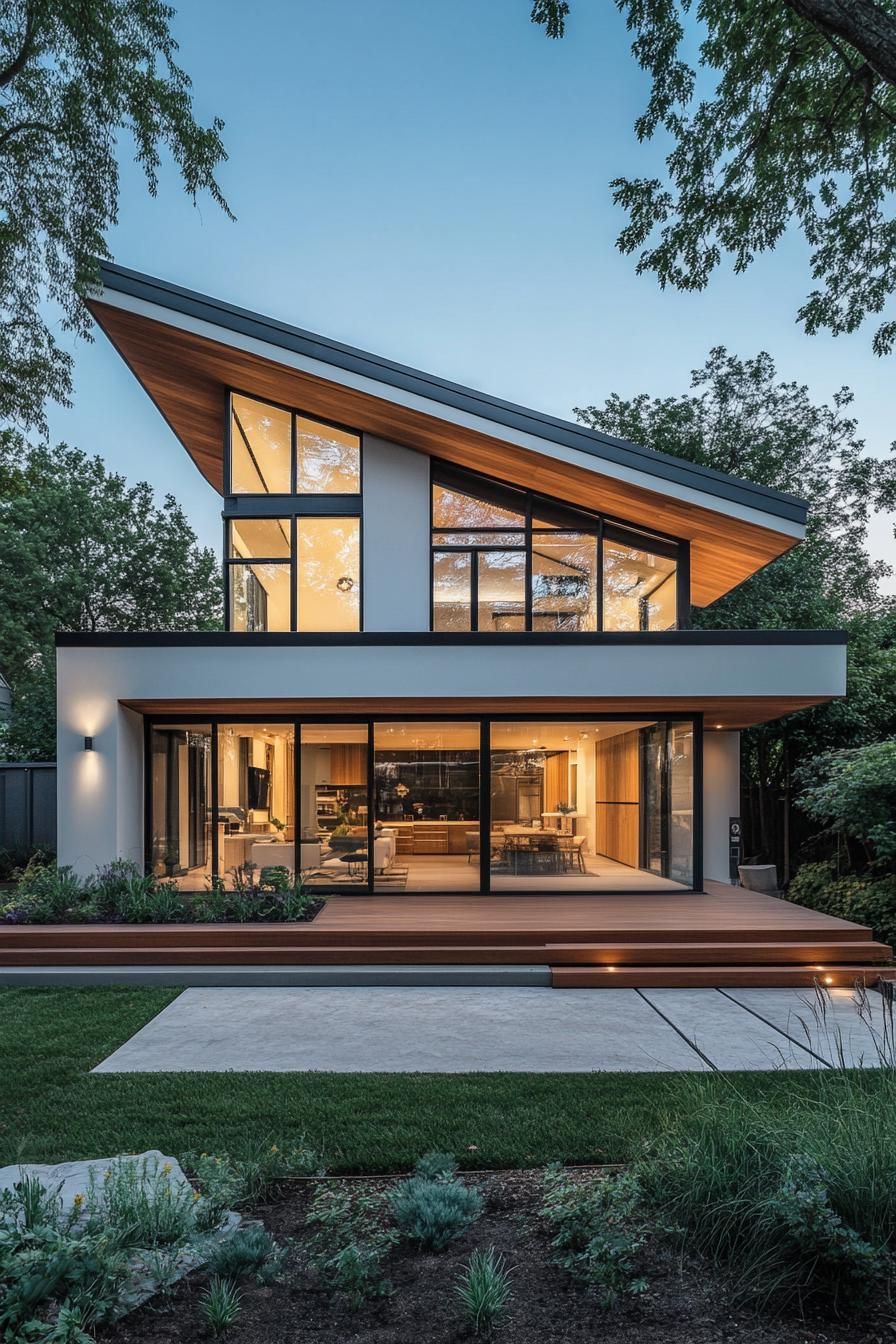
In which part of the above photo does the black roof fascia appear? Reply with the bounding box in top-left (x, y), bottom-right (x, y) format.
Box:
top-left (56, 629), bottom-right (846, 648)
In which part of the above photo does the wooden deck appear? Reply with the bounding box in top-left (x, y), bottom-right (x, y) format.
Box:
top-left (1, 883), bottom-right (891, 987)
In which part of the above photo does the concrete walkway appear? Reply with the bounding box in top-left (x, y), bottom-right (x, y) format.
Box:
top-left (92, 985), bottom-right (892, 1074)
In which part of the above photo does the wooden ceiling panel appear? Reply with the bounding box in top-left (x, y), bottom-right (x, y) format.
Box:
top-left (121, 694), bottom-right (832, 731)
top-left (90, 300), bottom-right (800, 607)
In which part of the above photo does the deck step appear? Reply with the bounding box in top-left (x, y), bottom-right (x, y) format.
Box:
top-left (546, 941), bottom-right (892, 966)
top-left (0, 939), bottom-right (890, 969)
top-left (552, 965), bottom-right (896, 989)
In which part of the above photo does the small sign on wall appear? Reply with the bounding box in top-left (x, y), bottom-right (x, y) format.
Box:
top-left (728, 816), bottom-right (742, 884)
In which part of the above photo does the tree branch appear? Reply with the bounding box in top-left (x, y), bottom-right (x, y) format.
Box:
top-left (785, 0), bottom-right (896, 90)
top-left (0, 119), bottom-right (58, 153)
top-left (0, 2), bottom-right (37, 89)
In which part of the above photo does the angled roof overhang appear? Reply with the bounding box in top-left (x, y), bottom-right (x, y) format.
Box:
top-left (87, 262), bottom-right (808, 607)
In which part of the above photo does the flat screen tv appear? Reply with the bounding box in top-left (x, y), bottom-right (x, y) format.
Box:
top-left (247, 765), bottom-right (270, 810)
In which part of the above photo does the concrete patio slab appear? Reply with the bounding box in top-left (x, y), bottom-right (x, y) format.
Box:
top-left (640, 988), bottom-right (823, 1070)
top-left (93, 985), bottom-right (710, 1074)
top-left (92, 985), bottom-right (889, 1075)
top-left (723, 987), bottom-right (891, 1068)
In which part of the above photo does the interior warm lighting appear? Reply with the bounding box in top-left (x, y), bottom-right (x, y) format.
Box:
top-left (824, 976), bottom-right (834, 985)
top-left (715, 723), bottom-right (724, 729)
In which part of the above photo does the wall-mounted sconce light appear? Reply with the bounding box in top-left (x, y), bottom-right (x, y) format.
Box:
top-left (84, 736), bottom-right (94, 751)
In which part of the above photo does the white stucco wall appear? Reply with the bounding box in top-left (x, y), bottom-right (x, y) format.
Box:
top-left (362, 436), bottom-right (430, 631)
top-left (702, 730), bottom-right (741, 884)
top-left (56, 638), bottom-right (843, 878)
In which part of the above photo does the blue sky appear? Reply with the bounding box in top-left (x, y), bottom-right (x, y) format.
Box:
top-left (47, 0), bottom-right (896, 587)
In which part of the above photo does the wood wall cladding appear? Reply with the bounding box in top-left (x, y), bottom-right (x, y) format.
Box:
top-left (595, 802), bottom-right (640, 869)
top-left (595, 730), bottom-right (641, 867)
top-left (543, 751), bottom-right (569, 811)
top-left (327, 744), bottom-right (367, 785)
top-left (89, 301), bottom-right (801, 606)
top-left (595, 731), bottom-right (640, 804)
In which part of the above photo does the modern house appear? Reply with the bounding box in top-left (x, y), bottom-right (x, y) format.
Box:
top-left (14, 261), bottom-right (888, 986)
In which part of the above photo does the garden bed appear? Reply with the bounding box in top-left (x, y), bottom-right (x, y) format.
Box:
top-left (100, 1170), bottom-right (884, 1344)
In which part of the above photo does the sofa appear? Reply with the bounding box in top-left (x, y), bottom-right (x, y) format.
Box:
top-left (249, 840), bottom-right (322, 874)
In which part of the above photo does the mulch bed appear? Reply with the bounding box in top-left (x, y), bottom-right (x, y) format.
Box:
top-left (99, 1170), bottom-right (888, 1344)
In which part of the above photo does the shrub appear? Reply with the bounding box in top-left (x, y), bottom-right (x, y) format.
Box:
top-left (206, 1226), bottom-right (284, 1284)
top-left (188, 1139), bottom-right (322, 1218)
top-left (200, 1275), bottom-right (241, 1336)
top-left (788, 861), bottom-right (896, 949)
top-left (390, 1174), bottom-right (483, 1251)
top-left (1, 859), bottom-right (88, 923)
top-left (541, 1166), bottom-right (647, 1309)
top-left (414, 1151), bottom-right (458, 1181)
top-left (796, 740), bottom-right (896, 870)
top-left (637, 1075), bottom-right (895, 1312)
top-left (456, 1247), bottom-right (513, 1334)
top-left (306, 1185), bottom-right (397, 1308)
top-left (90, 1155), bottom-right (205, 1249)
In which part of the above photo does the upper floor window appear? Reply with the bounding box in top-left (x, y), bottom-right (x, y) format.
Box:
top-left (230, 393), bottom-right (361, 495)
top-left (431, 466), bottom-right (681, 632)
top-left (227, 516), bottom-right (361, 632)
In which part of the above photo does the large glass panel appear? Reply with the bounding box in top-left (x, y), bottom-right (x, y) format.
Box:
top-left (149, 724), bottom-right (212, 891)
top-left (297, 517), bottom-right (361, 632)
top-left (668, 721), bottom-right (694, 886)
top-left (477, 551), bottom-right (526, 631)
top-left (432, 482), bottom-right (525, 529)
top-left (229, 562), bottom-right (291, 631)
top-left (489, 720), bottom-right (692, 891)
top-left (374, 721), bottom-right (480, 892)
top-left (216, 723), bottom-right (295, 889)
top-left (531, 532), bottom-right (598, 631)
top-left (432, 551), bottom-right (472, 631)
top-left (300, 724), bottom-right (369, 889)
top-left (296, 416), bottom-right (361, 494)
top-left (230, 394), bottom-right (292, 494)
top-left (603, 536), bottom-right (677, 630)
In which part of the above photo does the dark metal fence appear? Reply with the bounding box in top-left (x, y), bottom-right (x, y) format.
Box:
top-left (0, 763), bottom-right (56, 855)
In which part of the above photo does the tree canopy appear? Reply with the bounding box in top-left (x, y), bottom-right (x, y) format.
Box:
top-left (0, 0), bottom-right (231, 433)
top-left (532, 0), bottom-right (896, 352)
top-left (577, 347), bottom-right (896, 871)
top-left (0, 431), bottom-right (222, 759)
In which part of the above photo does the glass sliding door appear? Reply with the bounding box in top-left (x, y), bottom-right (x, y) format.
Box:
top-left (299, 724), bottom-right (369, 890)
top-left (639, 721), bottom-right (695, 887)
top-left (216, 723), bottom-right (295, 888)
top-left (149, 724), bottom-right (212, 890)
top-left (373, 722), bottom-right (480, 892)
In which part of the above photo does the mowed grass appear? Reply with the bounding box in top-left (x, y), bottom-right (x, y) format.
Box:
top-left (0, 986), bottom-right (879, 1171)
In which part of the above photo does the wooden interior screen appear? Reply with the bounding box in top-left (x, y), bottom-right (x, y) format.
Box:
top-left (594, 730), bottom-right (640, 867)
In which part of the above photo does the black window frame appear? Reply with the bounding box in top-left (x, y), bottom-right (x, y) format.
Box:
top-left (430, 460), bottom-right (690, 633)
top-left (223, 390), bottom-right (364, 632)
top-left (143, 711), bottom-right (704, 898)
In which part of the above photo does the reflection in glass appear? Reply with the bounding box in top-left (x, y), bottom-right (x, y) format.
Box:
top-left (229, 518), bottom-right (291, 559)
top-left (477, 551), bottom-right (526, 631)
top-left (229, 562), bottom-right (290, 631)
top-left (668, 722), bottom-right (694, 886)
top-left (531, 532), bottom-right (598, 631)
top-left (297, 517), bottom-right (360, 631)
top-left (603, 537), bottom-right (677, 630)
top-left (432, 483), bottom-right (525, 529)
top-left (230, 394), bottom-right (292, 494)
top-left (216, 724), bottom-right (295, 889)
top-left (296, 416), bottom-right (361, 494)
top-left (150, 724), bottom-right (212, 890)
top-left (432, 551), bottom-right (472, 631)
top-left (300, 724), bottom-right (369, 889)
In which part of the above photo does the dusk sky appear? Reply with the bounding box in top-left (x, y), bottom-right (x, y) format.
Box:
top-left (47, 0), bottom-right (896, 588)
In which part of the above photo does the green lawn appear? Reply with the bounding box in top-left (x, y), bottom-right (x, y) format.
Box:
top-left (0, 986), bottom-right (877, 1171)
